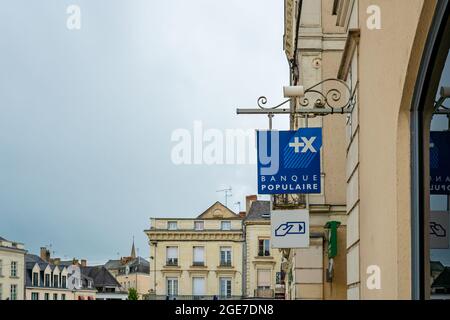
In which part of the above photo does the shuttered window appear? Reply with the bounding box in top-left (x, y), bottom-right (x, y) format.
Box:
top-left (166, 247), bottom-right (178, 266)
top-left (257, 269), bottom-right (271, 288)
top-left (193, 247), bottom-right (205, 265)
top-left (192, 277), bottom-right (205, 296)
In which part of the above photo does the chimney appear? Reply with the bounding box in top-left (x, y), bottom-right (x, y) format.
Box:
top-left (72, 258), bottom-right (79, 265)
top-left (239, 211), bottom-right (246, 218)
top-left (246, 195), bottom-right (257, 213)
top-left (40, 247), bottom-right (50, 262)
top-left (53, 258), bottom-right (61, 265)
top-left (81, 259), bottom-right (87, 267)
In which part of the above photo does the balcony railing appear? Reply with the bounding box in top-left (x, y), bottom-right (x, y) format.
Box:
top-left (254, 288), bottom-right (274, 299)
top-left (219, 261), bottom-right (232, 267)
top-left (192, 261), bottom-right (205, 267)
top-left (166, 258), bottom-right (178, 266)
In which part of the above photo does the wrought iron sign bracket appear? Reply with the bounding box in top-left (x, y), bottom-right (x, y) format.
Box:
top-left (236, 78), bottom-right (358, 129)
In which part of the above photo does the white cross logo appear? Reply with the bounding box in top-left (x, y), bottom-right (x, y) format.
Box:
top-left (289, 137), bottom-right (317, 153)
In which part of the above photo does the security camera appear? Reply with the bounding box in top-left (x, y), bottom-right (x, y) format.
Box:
top-left (440, 86), bottom-right (450, 98)
top-left (283, 85), bottom-right (305, 98)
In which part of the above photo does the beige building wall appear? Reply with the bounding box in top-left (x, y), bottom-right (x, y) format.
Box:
top-left (245, 222), bottom-right (283, 298)
top-left (0, 238), bottom-right (26, 300)
top-left (25, 287), bottom-right (76, 300)
top-left (117, 272), bottom-right (151, 298)
top-left (333, 0), bottom-right (438, 299)
top-left (146, 202), bottom-right (244, 298)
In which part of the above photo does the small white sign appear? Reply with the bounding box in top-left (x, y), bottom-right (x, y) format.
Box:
top-left (271, 209), bottom-right (310, 248)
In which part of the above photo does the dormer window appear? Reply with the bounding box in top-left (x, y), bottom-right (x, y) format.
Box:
top-left (61, 275), bottom-right (67, 288)
top-left (53, 274), bottom-right (59, 288)
top-left (45, 274), bottom-right (50, 287)
top-left (32, 272), bottom-right (39, 286)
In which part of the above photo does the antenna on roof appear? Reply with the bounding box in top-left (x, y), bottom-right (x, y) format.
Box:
top-left (216, 186), bottom-right (232, 207)
top-left (235, 201), bottom-right (241, 212)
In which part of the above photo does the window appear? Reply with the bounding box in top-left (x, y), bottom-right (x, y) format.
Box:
top-left (221, 221), bottom-right (231, 230)
top-left (168, 221), bottom-right (178, 230)
top-left (166, 247), bottom-right (178, 266)
top-left (194, 221), bottom-right (204, 231)
top-left (31, 292), bottom-right (39, 300)
top-left (193, 246), bottom-right (205, 266)
top-left (45, 293), bottom-right (49, 300)
top-left (61, 294), bottom-right (66, 300)
top-left (192, 277), bottom-right (205, 297)
top-left (33, 272), bottom-right (39, 286)
top-left (45, 274), bottom-right (50, 287)
top-left (257, 269), bottom-right (271, 290)
top-left (53, 275), bottom-right (59, 288)
top-left (10, 285), bottom-right (17, 300)
top-left (53, 293), bottom-right (58, 300)
top-left (219, 277), bottom-right (232, 298)
top-left (220, 247), bottom-right (232, 266)
top-left (166, 278), bottom-right (178, 297)
top-left (10, 261), bottom-right (17, 277)
top-left (258, 239), bottom-right (271, 256)
top-left (61, 276), bottom-right (67, 288)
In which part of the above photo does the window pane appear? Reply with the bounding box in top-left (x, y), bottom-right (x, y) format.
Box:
top-left (264, 239), bottom-right (270, 256)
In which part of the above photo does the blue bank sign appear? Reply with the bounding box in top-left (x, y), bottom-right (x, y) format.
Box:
top-left (430, 131), bottom-right (450, 195)
top-left (257, 128), bottom-right (322, 195)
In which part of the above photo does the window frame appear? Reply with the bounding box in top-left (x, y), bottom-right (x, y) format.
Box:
top-left (220, 247), bottom-right (232, 266)
top-left (193, 246), bottom-right (205, 266)
top-left (167, 221), bottom-right (178, 230)
top-left (219, 277), bottom-right (232, 298)
top-left (166, 246), bottom-right (179, 266)
top-left (10, 261), bottom-right (17, 277)
top-left (10, 284), bottom-right (17, 300)
top-left (166, 277), bottom-right (178, 297)
top-left (194, 221), bottom-right (204, 231)
top-left (221, 221), bottom-right (231, 231)
top-left (258, 238), bottom-right (271, 257)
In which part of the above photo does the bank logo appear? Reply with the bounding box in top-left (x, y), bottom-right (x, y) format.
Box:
top-left (284, 133), bottom-right (319, 169)
top-left (257, 128), bottom-right (322, 195)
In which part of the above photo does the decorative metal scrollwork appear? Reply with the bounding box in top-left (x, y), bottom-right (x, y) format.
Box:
top-left (257, 96), bottom-right (291, 110)
top-left (255, 78), bottom-right (357, 116)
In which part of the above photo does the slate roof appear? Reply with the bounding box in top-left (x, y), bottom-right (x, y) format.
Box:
top-left (432, 267), bottom-right (450, 289)
top-left (104, 259), bottom-right (122, 270)
top-left (245, 200), bottom-right (271, 221)
top-left (0, 236), bottom-right (6, 241)
top-left (80, 266), bottom-right (121, 288)
top-left (105, 257), bottom-right (150, 274)
top-left (24, 254), bottom-right (69, 287)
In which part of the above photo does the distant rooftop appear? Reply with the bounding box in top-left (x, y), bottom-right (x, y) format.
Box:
top-left (245, 200), bottom-right (271, 221)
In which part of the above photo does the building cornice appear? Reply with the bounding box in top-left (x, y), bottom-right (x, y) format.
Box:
top-left (338, 29), bottom-right (360, 80)
top-left (146, 231), bottom-right (244, 242)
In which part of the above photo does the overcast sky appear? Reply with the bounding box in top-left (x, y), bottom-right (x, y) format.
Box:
top-left (0, 0), bottom-right (288, 263)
